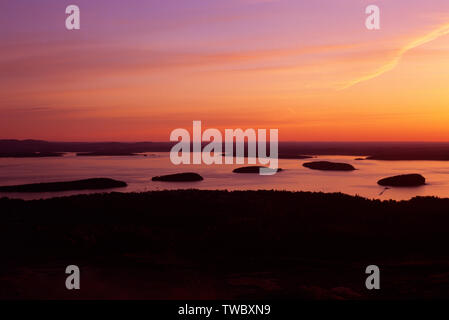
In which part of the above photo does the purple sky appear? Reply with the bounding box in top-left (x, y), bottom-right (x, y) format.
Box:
top-left (2, 1), bottom-right (449, 141)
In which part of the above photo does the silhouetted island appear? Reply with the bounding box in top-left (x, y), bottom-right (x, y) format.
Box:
top-left (0, 178), bottom-right (127, 192)
top-left (0, 152), bottom-right (64, 158)
top-left (303, 161), bottom-right (356, 171)
top-left (378, 174), bottom-right (426, 187)
top-left (221, 153), bottom-right (311, 160)
top-left (367, 153), bottom-right (449, 160)
top-left (279, 154), bottom-right (313, 160)
top-left (233, 166), bottom-right (283, 173)
top-left (76, 152), bottom-right (140, 156)
top-left (354, 157), bottom-right (366, 161)
top-left (152, 172), bottom-right (204, 182)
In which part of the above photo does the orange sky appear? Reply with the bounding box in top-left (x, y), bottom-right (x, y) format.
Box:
top-left (1, 0), bottom-right (449, 141)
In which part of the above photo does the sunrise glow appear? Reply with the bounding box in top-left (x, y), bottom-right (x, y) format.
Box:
top-left (2, 0), bottom-right (449, 141)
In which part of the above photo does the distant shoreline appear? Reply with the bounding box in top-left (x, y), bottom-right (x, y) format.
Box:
top-left (2, 139), bottom-right (449, 160)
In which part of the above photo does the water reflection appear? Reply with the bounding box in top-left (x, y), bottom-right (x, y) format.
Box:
top-left (0, 152), bottom-right (447, 200)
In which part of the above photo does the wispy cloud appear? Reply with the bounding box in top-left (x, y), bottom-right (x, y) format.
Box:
top-left (0, 42), bottom-right (358, 85)
top-left (341, 21), bottom-right (449, 89)
top-left (239, 0), bottom-right (280, 4)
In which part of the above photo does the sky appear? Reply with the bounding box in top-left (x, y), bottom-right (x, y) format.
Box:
top-left (1, 0), bottom-right (449, 141)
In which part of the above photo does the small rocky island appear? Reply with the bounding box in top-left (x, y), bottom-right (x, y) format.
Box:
top-left (377, 174), bottom-right (426, 187)
top-left (303, 161), bottom-right (356, 171)
top-left (152, 173), bottom-right (204, 182)
top-left (0, 152), bottom-right (64, 158)
top-left (222, 154), bottom-right (312, 160)
top-left (76, 152), bottom-right (140, 156)
top-left (232, 166), bottom-right (283, 174)
top-left (278, 154), bottom-right (313, 160)
top-left (0, 178), bottom-right (127, 193)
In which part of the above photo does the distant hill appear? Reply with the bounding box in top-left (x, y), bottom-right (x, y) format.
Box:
top-left (2, 140), bottom-right (449, 160)
top-left (0, 139), bottom-right (171, 154)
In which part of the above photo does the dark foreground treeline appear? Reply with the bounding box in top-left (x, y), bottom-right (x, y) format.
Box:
top-left (1, 190), bottom-right (449, 299)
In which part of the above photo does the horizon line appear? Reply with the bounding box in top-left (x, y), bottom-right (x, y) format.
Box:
top-left (4, 139), bottom-right (449, 144)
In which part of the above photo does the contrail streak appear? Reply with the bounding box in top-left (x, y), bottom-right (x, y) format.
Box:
top-left (341, 22), bottom-right (449, 90)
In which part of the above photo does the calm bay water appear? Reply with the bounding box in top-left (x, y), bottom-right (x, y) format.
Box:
top-left (1, 152), bottom-right (449, 200)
